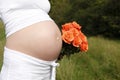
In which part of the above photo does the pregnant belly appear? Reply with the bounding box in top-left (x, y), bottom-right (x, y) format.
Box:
top-left (6, 20), bottom-right (62, 61)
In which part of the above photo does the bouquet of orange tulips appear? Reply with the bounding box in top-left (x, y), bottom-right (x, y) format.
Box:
top-left (61, 21), bottom-right (88, 55)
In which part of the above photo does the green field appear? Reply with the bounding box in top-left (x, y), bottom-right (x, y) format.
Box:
top-left (0, 21), bottom-right (5, 69)
top-left (0, 22), bottom-right (120, 80)
top-left (57, 37), bottom-right (120, 80)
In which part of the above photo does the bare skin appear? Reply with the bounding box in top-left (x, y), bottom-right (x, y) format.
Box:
top-left (6, 20), bottom-right (62, 61)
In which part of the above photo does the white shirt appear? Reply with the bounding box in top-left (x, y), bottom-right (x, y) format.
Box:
top-left (0, 0), bottom-right (52, 37)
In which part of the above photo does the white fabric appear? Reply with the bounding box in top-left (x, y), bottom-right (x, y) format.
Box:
top-left (0, 47), bottom-right (59, 80)
top-left (0, 0), bottom-right (53, 37)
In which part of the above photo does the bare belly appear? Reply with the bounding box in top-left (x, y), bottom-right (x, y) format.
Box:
top-left (6, 20), bottom-right (62, 61)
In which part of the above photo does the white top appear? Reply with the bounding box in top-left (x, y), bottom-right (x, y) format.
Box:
top-left (0, 0), bottom-right (53, 37)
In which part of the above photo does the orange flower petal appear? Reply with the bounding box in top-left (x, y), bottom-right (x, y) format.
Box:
top-left (79, 31), bottom-right (87, 42)
top-left (80, 42), bottom-right (88, 52)
top-left (62, 23), bottom-right (73, 31)
top-left (72, 21), bottom-right (81, 30)
top-left (72, 36), bottom-right (82, 47)
top-left (69, 28), bottom-right (80, 37)
top-left (62, 31), bottom-right (74, 44)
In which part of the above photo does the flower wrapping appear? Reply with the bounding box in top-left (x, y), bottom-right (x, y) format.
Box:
top-left (61, 21), bottom-right (88, 52)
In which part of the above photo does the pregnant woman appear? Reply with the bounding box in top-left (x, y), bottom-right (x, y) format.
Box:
top-left (0, 0), bottom-right (62, 80)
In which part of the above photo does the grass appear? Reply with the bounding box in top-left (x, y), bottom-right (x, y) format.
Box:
top-left (0, 21), bottom-right (5, 69)
top-left (0, 21), bottom-right (120, 80)
top-left (57, 37), bottom-right (120, 80)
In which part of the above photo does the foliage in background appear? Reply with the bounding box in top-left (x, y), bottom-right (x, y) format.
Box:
top-left (49, 0), bottom-right (72, 26)
top-left (50, 0), bottom-right (120, 38)
top-left (49, 0), bottom-right (120, 56)
top-left (57, 37), bottom-right (120, 80)
top-left (0, 21), bottom-right (5, 69)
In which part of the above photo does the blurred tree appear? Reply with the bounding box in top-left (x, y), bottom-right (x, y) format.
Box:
top-left (49, 0), bottom-right (72, 27)
top-left (50, 0), bottom-right (120, 37)
top-left (49, 0), bottom-right (120, 55)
